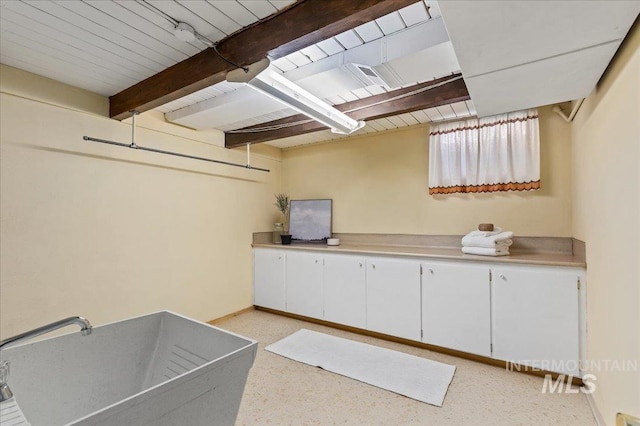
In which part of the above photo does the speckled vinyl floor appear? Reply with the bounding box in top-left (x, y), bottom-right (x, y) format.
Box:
top-left (215, 310), bottom-right (595, 426)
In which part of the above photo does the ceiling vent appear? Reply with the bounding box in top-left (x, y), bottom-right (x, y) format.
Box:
top-left (343, 63), bottom-right (392, 88)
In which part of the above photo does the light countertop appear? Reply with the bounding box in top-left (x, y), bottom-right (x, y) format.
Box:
top-left (251, 242), bottom-right (586, 268)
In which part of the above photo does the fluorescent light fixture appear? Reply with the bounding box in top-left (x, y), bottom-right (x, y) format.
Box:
top-left (227, 59), bottom-right (365, 135)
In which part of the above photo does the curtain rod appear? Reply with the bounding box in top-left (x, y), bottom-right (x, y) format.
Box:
top-left (83, 136), bottom-right (270, 172)
top-left (83, 111), bottom-right (268, 172)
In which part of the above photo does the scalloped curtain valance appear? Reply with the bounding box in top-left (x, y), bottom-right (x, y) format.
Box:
top-left (428, 109), bottom-right (540, 195)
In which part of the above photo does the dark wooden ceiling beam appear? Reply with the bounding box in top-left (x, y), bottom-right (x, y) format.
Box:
top-left (109, 0), bottom-right (418, 120)
top-left (225, 74), bottom-right (470, 147)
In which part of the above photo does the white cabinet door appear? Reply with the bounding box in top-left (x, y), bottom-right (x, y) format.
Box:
top-left (286, 251), bottom-right (323, 319)
top-left (253, 248), bottom-right (285, 311)
top-left (422, 261), bottom-right (491, 357)
top-left (492, 265), bottom-right (580, 376)
top-left (366, 256), bottom-right (421, 341)
top-left (323, 253), bottom-right (366, 329)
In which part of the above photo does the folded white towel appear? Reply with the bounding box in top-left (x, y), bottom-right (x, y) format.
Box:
top-left (466, 227), bottom-right (503, 237)
top-left (462, 246), bottom-right (510, 256)
top-left (461, 231), bottom-right (514, 248)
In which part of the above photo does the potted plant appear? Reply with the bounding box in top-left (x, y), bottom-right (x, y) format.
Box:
top-left (274, 193), bottom-right (292, 245)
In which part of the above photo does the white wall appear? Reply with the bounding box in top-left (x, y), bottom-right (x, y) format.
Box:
top-left (0, 65), bottom-right (282, 337)
top-left (282, 105), bottom-right (573, 237)
top-left (571, 22), bottom-right (640, 424)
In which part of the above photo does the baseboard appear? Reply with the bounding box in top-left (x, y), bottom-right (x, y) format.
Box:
top-left (207, 306), bottom-right (255, 325)
top-left (586, 393), bottom-right (606, 426)
top-left (255, 306), bottom-right (583, 386)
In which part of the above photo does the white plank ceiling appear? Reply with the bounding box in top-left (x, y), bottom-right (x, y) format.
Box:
top-left (1, 0), bottom-right (458, 149)
top-left (155, 1), bottom-right (441, 114)
top-left (0, 0), bottom-right (296, 96)
top-left (156, 1), bottom-right (466, 147)
top-left (2, 1), bottom-right (635, 149)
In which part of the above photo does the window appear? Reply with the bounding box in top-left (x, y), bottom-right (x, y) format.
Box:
top-left (428, 109), bottom-right (540, 195)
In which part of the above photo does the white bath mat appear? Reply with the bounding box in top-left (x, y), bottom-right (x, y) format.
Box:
top-left (265, 329), bottom-right (456, 406)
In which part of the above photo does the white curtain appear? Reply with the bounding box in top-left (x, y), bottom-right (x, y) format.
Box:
top-left (428, 109), bottom-right (540, 195)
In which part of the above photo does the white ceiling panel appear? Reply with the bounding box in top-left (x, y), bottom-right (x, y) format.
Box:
top-left (176, 1), bottom-right (242, 35)
top-left (62, 1), bottom-right (191, 63)
top-left (0, 14), bottom-right (143, 82)
top-left (326, 95), bottom-right (347, 106)
top-left (465, 41), bottom-right (623, 117)
top-left (399, 2), bottom-right (430, 27)
top-left (375, 41), bottom-right (460, 88)
top-left (439, 0), bottom-right (640, 78)
top-left (385, 115), bottom-right (408, 128)
top-left (376, 12), bottom-right (406, 35)
top-left (449, 101), bottom-right (470, 117)
top-left (351, 87), bottom-right (373, 99)
top-left (435, 105), bottom-right (456, 120)
top-left (271, 57), bottom-right (298, 72)
top-left (365, 120), bottom-right (387, 132)
top-left (365, 85), bottom-right (387, 96)
top-left (91, 2), bottom-right (201, 56)
top-left (215, 81), bottom-right (244, 92)
top-left (268, 1), bottom-right (296, 9)
top-left (334, 30), bottom-right (364, 50)
top-left (397, 112), bottom-right (420, 126)
top-left (296, 68), bottom-right (366, 99)
top-left (145, 1), bottom-right (225, 41)
top-left (300, 45), bottom-right (328, 62)
top-left (0, 46), bottom-right (121, 95)
top-left (238, 0), bottom-right (277, 19)
top-left (410, 110), bottom-right (430, 123)
top-left (315, 38), bottom-right (345, 56)
top-left (425, 1), bottom-right (441, 19)
top-left (423, 108), bottom-right (443, 121)
top-left (210, 1), bottom-right (263, 26)
top-left (285, 51), bottom-right (313, 67)
top-left (339, 92), bottom-right (360, 102)
top-left (464, 100), bottom-right (476, 116)
top-left (375, 118), bottom-right (398, 130)
top-left (0, 28), bottom-right (136, 88)
top-left (439, 0), bottom-right (640, 116)
top-left (354, 21), bottom-right (384, 43)
top-left (359, 124), bottom-right (377, 134)
top-left (15, 1), bottom-right (172, 68)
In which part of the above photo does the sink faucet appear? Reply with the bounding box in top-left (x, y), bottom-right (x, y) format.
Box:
top-left (0, 316), bottom-right (92, 402)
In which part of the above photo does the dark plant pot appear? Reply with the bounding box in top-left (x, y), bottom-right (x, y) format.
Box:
top-left (280, 234), bottom-right (292, 245)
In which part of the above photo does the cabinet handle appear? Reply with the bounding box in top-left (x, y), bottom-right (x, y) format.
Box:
top-left (315, 259), bottom-right (319, 264)
top-left (372, 264), bottom-right (376, 269)
top-left (500, 274), bottom-right (506, 280)
top-left (359, 262), bottom-right (363, 268)
top-left (429, 268), bottom-right (434, 274)
top-left (278, 255), bottom-right (282, 260)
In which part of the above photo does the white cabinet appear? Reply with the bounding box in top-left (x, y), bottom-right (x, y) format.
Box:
top-left (366, 256), bottom-right (422, 341)
top-left (285, 251), bottom-right (323, 319)
top-left (253, 248), bottom-right (285, 311)
top-left (323, 253), bottom-right (366, 329)
top-left (253, 247), bottom-right (585, 377)
top-left (491, 265), bottom-right (581, 376)
top-left (422, 261), bottom-right (491, 357)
